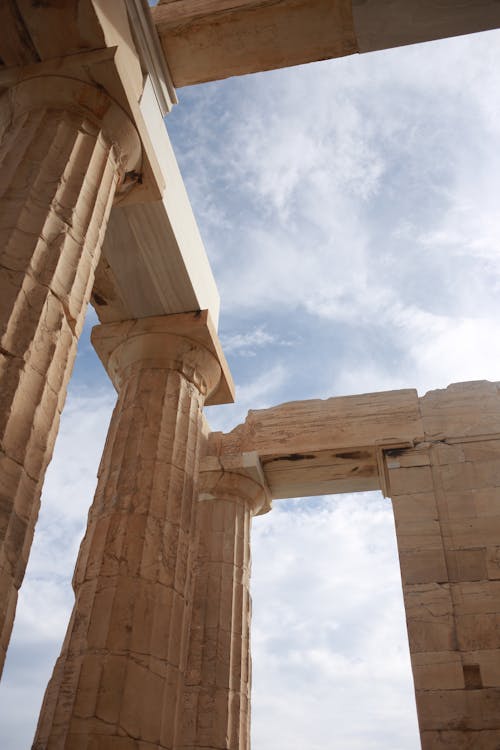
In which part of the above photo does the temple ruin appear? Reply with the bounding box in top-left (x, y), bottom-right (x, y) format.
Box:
top-left (1, 2), bottom-right (500, 748)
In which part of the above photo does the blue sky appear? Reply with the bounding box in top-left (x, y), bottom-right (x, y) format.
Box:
top-left (2, 28), bottom-right (500, 749)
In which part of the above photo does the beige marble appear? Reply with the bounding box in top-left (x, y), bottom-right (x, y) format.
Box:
top-left (33, 313), bottom-right (225, 749)
top-left (153, 0), bottom-right (500, 86)
top-left (0, 74), bottom-right (139, 677)
top-left (180, 453), bottom-right (270, 750)
top-left (387, 383), bottom-right (500, 748)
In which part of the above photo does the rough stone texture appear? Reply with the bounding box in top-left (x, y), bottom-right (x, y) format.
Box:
top-left (180, 455), bottom-right (270, 750)
top-left (388, 382), bottom-right (500, 748)
top-left (33, 318), bottom-right (222, 749)
top-left (153, 0), bottom-right (357, 87)
top-left (213, 388), bottom-right (422, 499)
top-left (0, 75), bottom-right (139, 677)
top-left (153, 0), bottom-right (500, 87)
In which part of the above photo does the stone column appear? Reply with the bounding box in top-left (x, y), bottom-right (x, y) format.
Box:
top-left (180, 453), bottom-right (271, 750)
top-left (34, 312), bottom-right (229, 750)
top-left (0, 74), bottom-right (140, 675)
top-left (387, 382), bottom-right (500, 750)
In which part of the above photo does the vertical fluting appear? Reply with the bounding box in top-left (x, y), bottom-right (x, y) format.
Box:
top-left (34, 326), bottom-right (222, 750)
top-left (180, 465), bottom-right (268, 750)
top-left (0, 77), bottom-right (139, 676)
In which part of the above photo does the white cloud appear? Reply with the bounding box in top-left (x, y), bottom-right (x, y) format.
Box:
top-left (221, 326), bottom-right (282, 355)
top-left (170, 31), bottom-right (500, 370)
top-left (251, 495), bottom-right (420, 750)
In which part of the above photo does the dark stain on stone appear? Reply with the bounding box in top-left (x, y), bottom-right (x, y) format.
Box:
top-left (271, 453), bottom-right (315, 463)
top-left (336, 451), bottom-right (371, 460)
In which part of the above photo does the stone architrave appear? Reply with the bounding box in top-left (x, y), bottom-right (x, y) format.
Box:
top-left (180, 452), bottom-right (271, 750)
top-left (33, 312), bottom-right (233, 750)
top-left (0, 74), bottom-right (140, 676)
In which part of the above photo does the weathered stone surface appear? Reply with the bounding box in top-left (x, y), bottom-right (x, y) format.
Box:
top-left (153, 0), bottom-right (500, 87)
top-left (387, 383), bottom-right (500, 744)
top-left (403, 583), bottom-right (457, 653)
top-left (419, 381), bottom-right (500, 440)
top-left (33, 315), bottom-right (223, 749)
top-left (180, 455), bottom-right (270, 750)
top-left (219, 388), bottom-right (422, 457)
top-left (416, 688), bottom-right (500, 732)
top-left (421, 729), bottom-right (500, 750)
top-left (0, 74), bottom-right (139, 677)
top-left (446, 548), bottom-right (488, 583)
top-left (412, 651), bottom-right (464, 691)
top-left (154, 0), bottom-right (357, 87)
top-left (461, 650), bottom-right (500, 689)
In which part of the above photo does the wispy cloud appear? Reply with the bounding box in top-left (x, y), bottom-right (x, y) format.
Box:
top-left (251, 495), bottom-right (420, 750)
top-left (169, 32), bottom-right (500, 369)
top-left (221, 326), bottom-right (287, 355)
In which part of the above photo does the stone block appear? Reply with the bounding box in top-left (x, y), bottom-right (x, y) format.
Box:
top-left (445, 517), bottom-right (500, 549)
top-left (446, 548), bottom-right (487, 583)
top-left (416, 687), bottom-right (500, 731)
top-left (433, 443), bottom-right (466, 465)
top-left (438, 491), bottom-right (476, 520)
top-left (412, 651), bottom-right (464, 690)
top-left (421, 729), bottom-right (500, 749)
top-left (473, 487), bottom-right (500, 518)
top-left (434, 439), bottom-right (500, 467)
top-left (404, 583), bottom-right (456, 652)
top-left (392, 492), bottom-right (439, 523)
top-left (451, 581), bottom-right (500, 615)
top-left (395, 519), bottom-right (443, 551)
top-left (457, 614), bottom-right (500, 651)
top-left (462, 440), bottom-right (500, 463)
top-left (398, 548), bottom-right (448, 584)
top-left (440, 461), bottom-right (500, 493)
top-left (462, 650), bottom-right (500, 688)
top-left (420, 381), bottom-right (500, 439)
top-left (389, 465), bottom-right (435, 496)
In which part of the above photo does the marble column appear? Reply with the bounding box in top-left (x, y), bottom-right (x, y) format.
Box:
top-left (180, 453), bottom-right (271, 750)
top-left (0, 74), bottom-right (140, 675)
top-left (34, 313), bottom-right (226, 750)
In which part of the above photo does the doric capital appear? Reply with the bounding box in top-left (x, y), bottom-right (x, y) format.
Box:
top-left (199, 451), bottom-right (272, 516)
top-left (91, 310), bottom-right (234, 405)
top-left (0, 75), bottom-right (141, 180)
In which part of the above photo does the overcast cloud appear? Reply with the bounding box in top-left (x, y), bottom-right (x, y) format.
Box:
top-left (2, 28), bottom-right (500, 750)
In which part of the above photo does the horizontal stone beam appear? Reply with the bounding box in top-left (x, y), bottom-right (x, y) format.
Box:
top-left (94, 77), bottom-right (221, 327)
top-left (211, 388), bottom-right (424, 498)
top-left (262, 447), bottom-right (380, 499)
top-left (152, 0), bottom-right (500, 87)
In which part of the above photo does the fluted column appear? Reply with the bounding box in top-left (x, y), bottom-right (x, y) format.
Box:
top-left (0, 74), bottom-right (140, 675)
top-left (180, 453), bottom-right (271, 750)
top-left (34, 312), bottom-right (226, 750)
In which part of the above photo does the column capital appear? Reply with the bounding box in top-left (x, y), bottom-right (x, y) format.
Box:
top-left (199, 451), bottom-right (272, 516)
top-left (0, 74), bottom-right (141, 187)
top-left (91, 310), bottom-right (235, 405)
